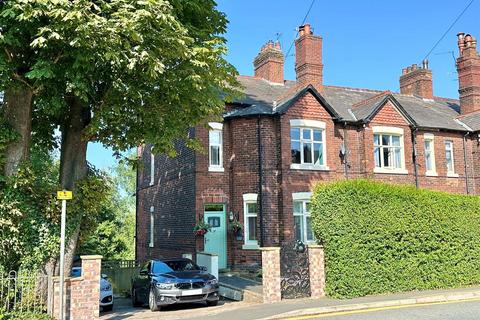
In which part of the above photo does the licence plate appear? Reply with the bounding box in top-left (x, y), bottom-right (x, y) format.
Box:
top-left (181, 289), bottom-right (203, 296)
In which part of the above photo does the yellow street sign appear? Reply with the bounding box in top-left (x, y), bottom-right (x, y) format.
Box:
top-left (57, 190), bottom-right (73, 200)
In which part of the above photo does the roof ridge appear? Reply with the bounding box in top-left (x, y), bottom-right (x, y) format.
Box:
top-left (324, 85), bottom-right (385, 93)
top-left (352, 90), bottom-right (391, 108)
top-left (457, 110), bottom-right (480, 119)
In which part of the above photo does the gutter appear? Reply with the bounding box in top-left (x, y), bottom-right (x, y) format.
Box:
top-left (463, 132), bottom-right (471, 195)
top-left (257, 116), bottom-right (264, 247)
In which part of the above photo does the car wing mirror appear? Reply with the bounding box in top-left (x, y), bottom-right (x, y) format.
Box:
top-left (139, 270), bottom-right (148, 276)
top-left (101, 273), bottom-right (108, 279)
top-left (200, 266), bottom-right (208, 272)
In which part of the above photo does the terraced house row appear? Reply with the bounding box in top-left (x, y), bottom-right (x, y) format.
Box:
top-left (136, 25), bottom-right (480, 270)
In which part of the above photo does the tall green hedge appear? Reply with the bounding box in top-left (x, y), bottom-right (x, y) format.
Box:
top-left (311, 179), bottom-right (480, 298)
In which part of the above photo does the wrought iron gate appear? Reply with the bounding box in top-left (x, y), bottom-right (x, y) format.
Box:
top-left (280, 240), bottom-right (311, 299)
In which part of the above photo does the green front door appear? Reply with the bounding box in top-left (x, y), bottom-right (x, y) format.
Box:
top-left (204, 204), bottom-right (227, 269)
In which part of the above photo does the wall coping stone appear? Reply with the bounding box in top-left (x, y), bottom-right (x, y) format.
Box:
top-left (198, 251), bottom-right (218, 256)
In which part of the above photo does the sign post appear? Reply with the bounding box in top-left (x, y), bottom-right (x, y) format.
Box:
top-left (57, 190), bottom-right (72, 320)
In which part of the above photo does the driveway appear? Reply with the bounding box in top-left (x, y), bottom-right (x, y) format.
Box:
top-left (100, 297), bottom-right (255, 320)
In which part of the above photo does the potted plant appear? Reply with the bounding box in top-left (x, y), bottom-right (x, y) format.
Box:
top-left (193, 220), bottom-right (211, 236)
top-left (229, 220), bottom-right (244, 240)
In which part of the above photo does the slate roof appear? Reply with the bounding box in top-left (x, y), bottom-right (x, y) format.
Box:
top-left (225, 76), bottom-right (478, 132)
top-left (459, 112), bottom-right (480, 131)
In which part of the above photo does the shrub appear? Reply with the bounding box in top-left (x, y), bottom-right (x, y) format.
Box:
top-left (311, 179), bottom-right (480, 298)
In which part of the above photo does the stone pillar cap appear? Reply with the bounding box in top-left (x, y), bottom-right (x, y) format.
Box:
top-left (260, 247), bottom-right (281, 251)
top-left (80, 255), bottom-right (103, 260)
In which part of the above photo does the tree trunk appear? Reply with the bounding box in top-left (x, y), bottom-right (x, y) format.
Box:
top-left (2, 87), bottom-right (33, 177)
top-left (59, 96), bottom-right (91, 276)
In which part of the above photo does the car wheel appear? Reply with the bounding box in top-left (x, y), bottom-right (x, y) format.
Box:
top-left (102, 304), bottom-right (113, 312)
top-left (132, 289), bottom-right (141, 307)
top-left (149, 288), bottom-right (161, 312)
top-left (206, 300), bottom-right (218, 307)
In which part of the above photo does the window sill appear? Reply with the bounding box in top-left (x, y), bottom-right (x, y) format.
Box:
top-left (208, 166), bottom-right (225, 172)
top-left (426, 171), bottom-right (438, 177)
top-left (373, 168), bottom-right (408, 175)
top-left (290, 164), bottom-right (330, 171)
top-left (242, 244), bottom-right (260, 250)
top-left (447, 173), bottom-right (459, 178)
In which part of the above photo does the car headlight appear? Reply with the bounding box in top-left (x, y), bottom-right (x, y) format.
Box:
top-left (155, 283), bottom-right (174, 290)
top-left (101, 284), bottom-right (112, 292)
top-left (207, 279), bottom-right (218, 286)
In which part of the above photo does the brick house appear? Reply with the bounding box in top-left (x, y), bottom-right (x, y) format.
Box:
top-left (136, 25), bottom-right (480, 270)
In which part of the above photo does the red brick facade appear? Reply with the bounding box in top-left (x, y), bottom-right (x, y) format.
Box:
top-left (135, 26), bottom-right (480, 270)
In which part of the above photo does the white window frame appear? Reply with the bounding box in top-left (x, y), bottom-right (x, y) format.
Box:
top-left (289, 119), bottom-right (329, 171)
top-left (444, 140), bottom-right (458, 177)
top-left (292, 192), bottom-right (315, 244)
top-left (242, 193), bottom-right (259, 250)
top-left (424, 133), bottom-right (437, 176)
top-left (208, 122), bottom-right (224, 172)
top-left (149, 206), bottom-right (155, 247)
top-left (149, 152), bottom-right (155, 186)
top-left (372, 126), bottom-right (408, 174)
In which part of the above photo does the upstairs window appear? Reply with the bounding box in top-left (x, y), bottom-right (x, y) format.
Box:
top-left (372, 127), bottom-right (406, 174)
top-left (208, 122), bottom-right (223, 172)
top-left (290, 119), bottom-right (327, 170)
top-left (424, 134), bottom-right (436, 176)
top-left (445, 140), bottom-right (455, 175)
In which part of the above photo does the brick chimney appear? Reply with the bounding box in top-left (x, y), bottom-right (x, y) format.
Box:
top-left (295, 24), bottom-right (323, 90)
top-left (456, 32), bottom-right (480, 115)
top-left (253, 40), bottom-right (284, 84)
top-left (399, 60), bottom-right (433, 99)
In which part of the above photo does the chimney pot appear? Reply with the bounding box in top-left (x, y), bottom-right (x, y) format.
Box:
top-left (422, 59), bottom-right (429, 69)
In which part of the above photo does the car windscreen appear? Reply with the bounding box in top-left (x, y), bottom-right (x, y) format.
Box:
top-left (151, 262), bottom-right (174, 274)
top-left (164, 260), bottom-right (200, 272)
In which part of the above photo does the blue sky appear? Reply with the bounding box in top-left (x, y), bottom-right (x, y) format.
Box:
top-left (87, 0), bottom-right (480, 169)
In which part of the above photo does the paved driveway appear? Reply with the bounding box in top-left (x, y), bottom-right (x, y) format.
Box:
top-left (100, 297), bottom-right (254, 320)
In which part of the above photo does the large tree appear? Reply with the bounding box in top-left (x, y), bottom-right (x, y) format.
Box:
top-left (0, 0), bottom-right (238, 274)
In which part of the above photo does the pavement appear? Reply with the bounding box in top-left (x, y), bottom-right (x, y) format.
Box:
top-left (101, 286), bottom-right (480, 320)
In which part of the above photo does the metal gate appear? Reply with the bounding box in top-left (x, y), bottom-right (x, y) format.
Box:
top-left (280, 240), bottom-right (311, 299)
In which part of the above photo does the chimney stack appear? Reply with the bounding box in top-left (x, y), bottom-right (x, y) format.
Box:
top-left (253, 40), bottom-right (284, 84)
top-left (399, 60), bottom-right (433, 99)
top-left (456, 32), bottom-right (480, 115)
top-left (295, 24), bottom-right (323, 90)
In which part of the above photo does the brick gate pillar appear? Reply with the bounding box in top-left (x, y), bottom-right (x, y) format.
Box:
top-left (52, 255), bottom-right (102, 319)
top-left (308, 245), bottom-right (326, 298)
top-left (260, 247), bottom-right (281, 303)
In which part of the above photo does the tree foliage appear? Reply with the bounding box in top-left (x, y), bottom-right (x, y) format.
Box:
top-left (311, 179), bottom-right (480, 298)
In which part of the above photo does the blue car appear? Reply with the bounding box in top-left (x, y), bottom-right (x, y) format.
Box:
top-left (131, 258), bottom-right (219, 311)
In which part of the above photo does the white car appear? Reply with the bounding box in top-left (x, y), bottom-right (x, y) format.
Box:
top-left (71, 267), bottom-right (114, 312)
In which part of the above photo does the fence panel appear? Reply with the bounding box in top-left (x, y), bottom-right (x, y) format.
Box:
top-left (0, 271), bottom-right (51, 314)
top-left (101, 260), bottom-right (140, 297)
